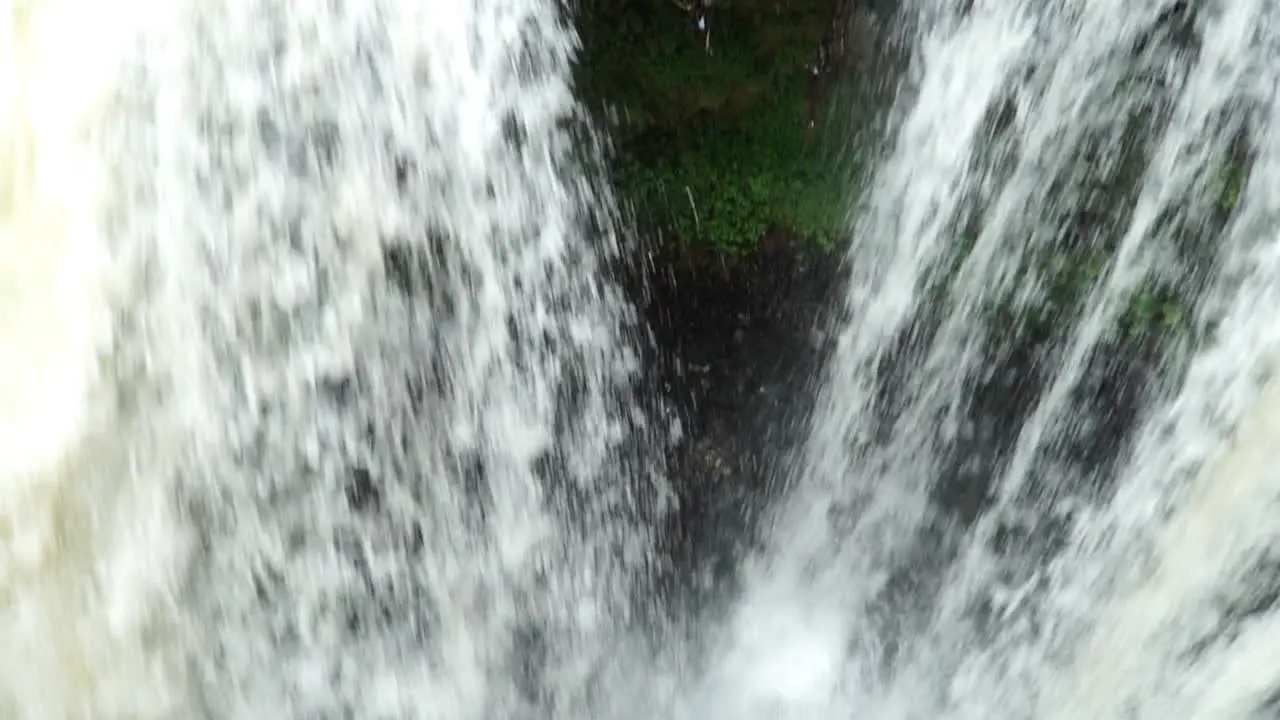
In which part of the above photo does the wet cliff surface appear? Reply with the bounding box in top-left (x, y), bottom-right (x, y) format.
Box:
top-left (638, 235), bottom-right (845, 611)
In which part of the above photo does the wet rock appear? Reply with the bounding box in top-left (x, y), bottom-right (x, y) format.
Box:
top-left (637, 232), bottom-right (845, 609)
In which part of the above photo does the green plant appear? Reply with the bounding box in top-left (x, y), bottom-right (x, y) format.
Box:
top-left (1209, 154), bottom-right (1246, 214)
top-left (577, 0), bottom-right (844, 253)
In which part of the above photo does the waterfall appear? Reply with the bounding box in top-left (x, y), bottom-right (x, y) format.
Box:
top-left (684, 0), bottom-right (1280, 717)
top-left (5, 0), bottom-right (1280, 717)
top-left (2, 0), bottom-right (663, 717)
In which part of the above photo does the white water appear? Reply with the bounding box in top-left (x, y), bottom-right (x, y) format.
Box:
top-left (2, 0), bottom-right (659, 717)
top-left (5, 0), bottom-right (1280, 718)
top-left (686, 0), bottom-right (1280, 718)
top-left (1, 0), bottom-right (189, 716)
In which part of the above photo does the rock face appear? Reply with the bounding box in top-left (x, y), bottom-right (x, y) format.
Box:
top-left (639, 235), bottom-right (844, 611)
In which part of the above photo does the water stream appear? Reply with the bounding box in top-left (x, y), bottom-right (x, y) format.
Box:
top-left (5, 0), bottom-right (661, 717)
top-left (688, 1), bottom-right (1280, 717)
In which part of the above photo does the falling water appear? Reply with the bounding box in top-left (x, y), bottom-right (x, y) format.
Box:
top-left (684, 0), bottom-right (1280, 718)
top-left (2, 0), bottom-right (663, 717)
top-left (2, 0), bottom-right (189, 716)
top-left (6, 0), bottom-right (1280, 717)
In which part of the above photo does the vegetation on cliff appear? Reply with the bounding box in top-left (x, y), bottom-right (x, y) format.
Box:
top-left (576, 0), bottom-right (854, 254)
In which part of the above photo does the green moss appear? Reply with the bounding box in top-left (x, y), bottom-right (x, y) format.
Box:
top-left (1120, 146), bottom-right (1253, 340)
top-left (1209, 154), bottom-right (1246, 214)
top-left (1115, 281), bottom-right (1186, 339)
top-left (577, 0), bottom-right (847, 254)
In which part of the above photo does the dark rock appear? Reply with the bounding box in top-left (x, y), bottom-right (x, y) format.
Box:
top-left (636, 232), bottom-right (845, 611)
